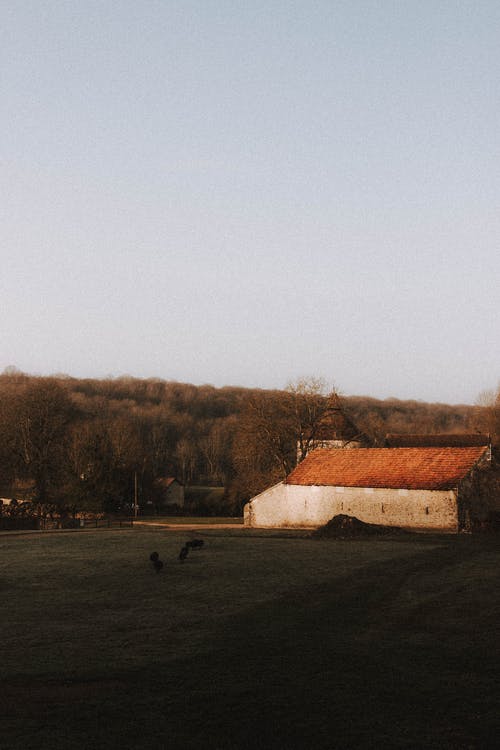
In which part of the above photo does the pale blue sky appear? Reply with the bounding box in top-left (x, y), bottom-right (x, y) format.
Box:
top-left (1, 1), bottom-right (499, 403)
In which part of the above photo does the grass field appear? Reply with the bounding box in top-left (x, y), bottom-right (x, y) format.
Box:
top-left (2, 528), bottom-right (500, 749)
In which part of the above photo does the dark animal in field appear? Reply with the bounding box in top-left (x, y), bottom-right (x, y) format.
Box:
top-left (150, 551), bottom-right (159, 562)
top-left (186, 539), bottom-right (204, 550)
top-left (179, 546), bottom-right (189, 562)
top-left (153, 558), bottom-right (164, 573)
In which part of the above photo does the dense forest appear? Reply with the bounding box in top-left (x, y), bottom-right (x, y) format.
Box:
top-left (0, 369), bottom-right (498, 520)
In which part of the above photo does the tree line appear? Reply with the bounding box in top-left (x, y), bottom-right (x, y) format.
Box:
top-left (0, 369), bottom-right (497, 520)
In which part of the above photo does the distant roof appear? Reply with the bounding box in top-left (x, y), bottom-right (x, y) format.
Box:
top-left (385, 433), bottom-right (490, 448)
top-left (307, 393), bottom-right (367, 443)
top-left (156, 477), bottom-right (183, 488)
top-left (285, 447), bottom-right (488, 490)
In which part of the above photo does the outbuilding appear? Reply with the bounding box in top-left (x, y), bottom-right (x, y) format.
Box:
top-left (244, 446), bottom-right (494, 532)
top-left (297, 393), bottom-right (369, 462)
top-left (154, 477), bottom-right (185, 509)
top-left (384, 433), bottom-right (490, 448)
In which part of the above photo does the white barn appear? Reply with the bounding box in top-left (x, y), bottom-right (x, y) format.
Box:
top-left (244, 446), bottom-right (493, 533)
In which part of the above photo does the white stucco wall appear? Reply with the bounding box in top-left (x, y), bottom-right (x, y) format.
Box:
top-left (243, 483), bottom-right (459, 532)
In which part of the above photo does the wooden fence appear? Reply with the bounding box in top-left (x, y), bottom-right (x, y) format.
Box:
top-left (0, 517), bottom-right (134, 531)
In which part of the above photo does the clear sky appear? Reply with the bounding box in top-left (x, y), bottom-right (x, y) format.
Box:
top-left (1, 1), bottom-right (499, 404)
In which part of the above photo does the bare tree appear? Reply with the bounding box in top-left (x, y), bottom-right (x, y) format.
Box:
top-left (228, 378), bottom-right (337, 509)
top-left (10, 379), bottom-right (75, 515)
top-left (175, 438), bottom-right (197, 484)
top-left (285, 377), bottom-right (335, 461)
top-left (476, 385), bottom-right (500, 445)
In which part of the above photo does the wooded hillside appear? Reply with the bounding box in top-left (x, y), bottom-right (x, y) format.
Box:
top-left (0, 370), bottom-right (496, 518)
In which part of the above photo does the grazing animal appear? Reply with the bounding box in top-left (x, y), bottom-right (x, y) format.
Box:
top-left (153, 558), bottom-right (164, 573)
top-left (150, 551), bottom-right (159, 563)
top-left (179, 546), bottom-right (189, 562)
top-left (186, 539), bottom-right (204, 550)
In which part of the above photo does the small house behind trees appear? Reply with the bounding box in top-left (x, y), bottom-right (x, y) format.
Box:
top-left (297, 393), bottom-right (370, 462)
top-left (154, 477), bottom-right (185, 510)
top-left (385, 433), bottom-right (491, 448)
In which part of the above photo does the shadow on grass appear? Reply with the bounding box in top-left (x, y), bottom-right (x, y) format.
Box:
top-left (4, 536), bottom-right (500, 749)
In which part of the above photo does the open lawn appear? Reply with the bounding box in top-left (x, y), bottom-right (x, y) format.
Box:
top-left (1, 528), bottom-right (500, 749)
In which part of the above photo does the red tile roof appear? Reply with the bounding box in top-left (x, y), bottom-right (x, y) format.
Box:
top-left (385, 433), bottom-right (490, 448)
top-left (285, 447), bottom-right (488, 490)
